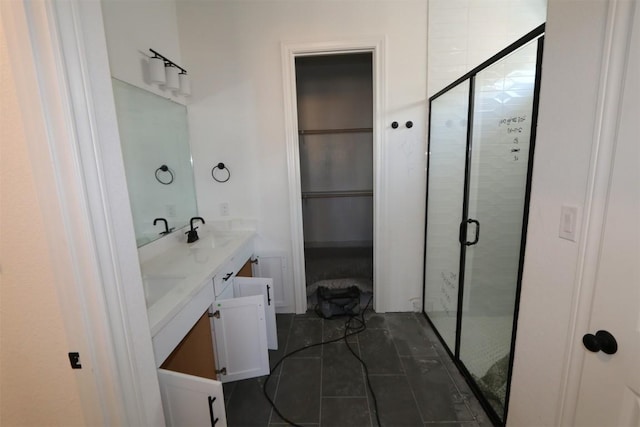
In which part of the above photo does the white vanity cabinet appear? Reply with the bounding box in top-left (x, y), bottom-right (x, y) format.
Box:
top-left (158, 369), bottom-right (226, 427)
top-left (153, 241), bottom-right (278, 426)
top-left (210, 256), bottom-right (278, 383)
top-left (158, 310), bottom-right (226, 427)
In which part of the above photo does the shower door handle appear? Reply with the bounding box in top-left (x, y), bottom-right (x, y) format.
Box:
top-left (460, 219), bottom-right (480, 246)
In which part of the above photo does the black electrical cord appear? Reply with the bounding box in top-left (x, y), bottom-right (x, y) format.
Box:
top-left (262, 296), bottom-right (382, 427)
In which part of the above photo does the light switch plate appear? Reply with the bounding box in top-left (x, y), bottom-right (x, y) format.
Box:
top-left (559, 205), bottom-right (580, 242)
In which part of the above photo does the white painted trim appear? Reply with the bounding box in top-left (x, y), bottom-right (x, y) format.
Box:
top-left (2, 1), bottom-right (163, 425)
top-left (281, 37), bottom-right (387, 314)
top-left (556, 0), bottom-right (637, 424)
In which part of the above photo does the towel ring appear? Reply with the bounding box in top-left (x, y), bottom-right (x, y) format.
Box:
top-left (211, 162), bottom-right (231, 183)
top-left (155, 164), bottom-right (174, 185)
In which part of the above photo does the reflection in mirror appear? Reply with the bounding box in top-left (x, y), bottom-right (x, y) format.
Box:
top-left (111, 78), bottom-right (198, 247)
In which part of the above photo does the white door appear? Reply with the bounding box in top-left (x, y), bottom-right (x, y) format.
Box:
top-left (233, 276), bottom-right (278, 350)
top-left (158, 368), bottom-right (227, 427)
top-left (211, 294), bottom-right (270, 383)
top-left (574, 4), bottom-right (640, 424)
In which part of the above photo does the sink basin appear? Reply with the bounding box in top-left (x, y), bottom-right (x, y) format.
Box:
top-left (143, 275), bottom-right (185, 307)
top-left (189, 234), bottom-right (231, 250)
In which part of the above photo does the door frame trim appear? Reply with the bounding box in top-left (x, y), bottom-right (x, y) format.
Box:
top-left (556, 0), bottom-right (637, 424)
top-left (1, 1), bottom-right (163, 424)
top-left (281, 38), bottom-right (387, 314)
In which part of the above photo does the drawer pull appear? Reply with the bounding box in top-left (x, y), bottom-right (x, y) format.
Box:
top-left (208, 396), bottom-right (219, 426)
top-left (266, 285), bottom-right (272, 306)
top-left (223, 272), bottom-right (233, 281)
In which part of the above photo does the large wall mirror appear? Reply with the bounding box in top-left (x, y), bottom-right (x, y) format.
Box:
top-left (112, 78), bottom-right (198, 247)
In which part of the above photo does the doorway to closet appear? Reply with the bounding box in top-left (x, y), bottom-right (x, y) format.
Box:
top-left (294, 53), bottom-right (374, 310)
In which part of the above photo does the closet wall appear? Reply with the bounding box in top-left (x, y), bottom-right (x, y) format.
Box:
top-left (296, 54), bottom-right (374, 249)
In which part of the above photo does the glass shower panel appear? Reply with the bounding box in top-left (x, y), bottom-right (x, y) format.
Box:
top-left (423, 81), bottom-right (469, 352)
top-left (458, 40), bottom-right (539, 419)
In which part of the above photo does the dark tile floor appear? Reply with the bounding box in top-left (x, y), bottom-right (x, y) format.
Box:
top-left (223, 311), bottom-right (492, 427)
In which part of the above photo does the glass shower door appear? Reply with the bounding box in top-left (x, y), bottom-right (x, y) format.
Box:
top-left (458, 40), bottom-right (540, 419)
top-left (423, 81), bottom-right (469, 352)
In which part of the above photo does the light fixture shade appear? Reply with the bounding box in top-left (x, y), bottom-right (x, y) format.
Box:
top-left (149, 57), bottom-right (166, 84)
top-left (179, 73), bottom-right (191, 96)
top-left (165, 65), bottom-right (180, 91)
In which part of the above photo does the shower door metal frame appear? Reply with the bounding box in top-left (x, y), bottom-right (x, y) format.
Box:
top-left (422, 24), bottom-right (545, 426)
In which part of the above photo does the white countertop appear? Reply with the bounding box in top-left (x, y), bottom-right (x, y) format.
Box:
top-left (140, 229), bottom-right (255, 336)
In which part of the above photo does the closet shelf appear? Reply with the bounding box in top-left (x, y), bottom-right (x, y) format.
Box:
top-left (298, 127), bottom-right (373, 135)
top-left (302, 190), bottom-right (373, 199)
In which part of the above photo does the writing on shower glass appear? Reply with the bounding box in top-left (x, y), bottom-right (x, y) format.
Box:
top-left (500, 115), bottom-right (526, 135)
top-left (499, 115), bottom-right (527, 161)
top-left (439, 271), bottom-right (458, 314)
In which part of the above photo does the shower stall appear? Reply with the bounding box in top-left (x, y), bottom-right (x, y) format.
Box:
top-left (422, 26), bottom-right (544, 425)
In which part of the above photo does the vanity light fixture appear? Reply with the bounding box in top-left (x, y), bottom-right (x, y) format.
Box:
top-left (165, 64), bottom-right (180, 91)
top-left (149, 48), bottom-right (190, 96)
top-left (178, 72), bottom-right (191, 96)
top-left (149, 55), bottom-right (166, 84)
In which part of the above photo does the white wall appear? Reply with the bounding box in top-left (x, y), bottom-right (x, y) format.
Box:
top-left (176, 0), bottom-right (429, 312)
top-left (101, 0), bottom-right (186, 104)
top-left (508, 0), bottom-right (611, 424)
top-left (428, 0), bottom-right (547, 96)
top-left (0, 24), bottom-right (86, 426)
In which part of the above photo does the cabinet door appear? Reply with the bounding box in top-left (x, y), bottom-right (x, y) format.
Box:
top-left (253, 253), bottom-right (290, 310)
top-left (211, 294), bottom-right (270, 382)
top-left (233, 277), bottom-right (278, 350)
top-left (158, 368), bottom-right (227, 427)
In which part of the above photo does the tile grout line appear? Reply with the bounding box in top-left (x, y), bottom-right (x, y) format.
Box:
top-left (268, 315), bottom-right (295, 425)
top-left (355, 327), bottom-right (374, 427)
top-left (318, 316), bottom-right (324, 427)
top-left (387, 316), bottom-right (407, 376)
top-left (438, 351), bottom-right (482, 424)
top-left (399, 354), bottom-right (429, 424)
top-left (419, 311), bottom-right (485, 425)
top-left (388, 314), bottom-right (430, 425)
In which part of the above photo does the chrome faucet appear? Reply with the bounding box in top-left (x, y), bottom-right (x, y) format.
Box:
top-left (186, 217), bottom-right (205, 243)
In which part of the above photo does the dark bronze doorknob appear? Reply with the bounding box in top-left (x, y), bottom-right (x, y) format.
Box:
top-left (582, 330), bottom-right (618, 355)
